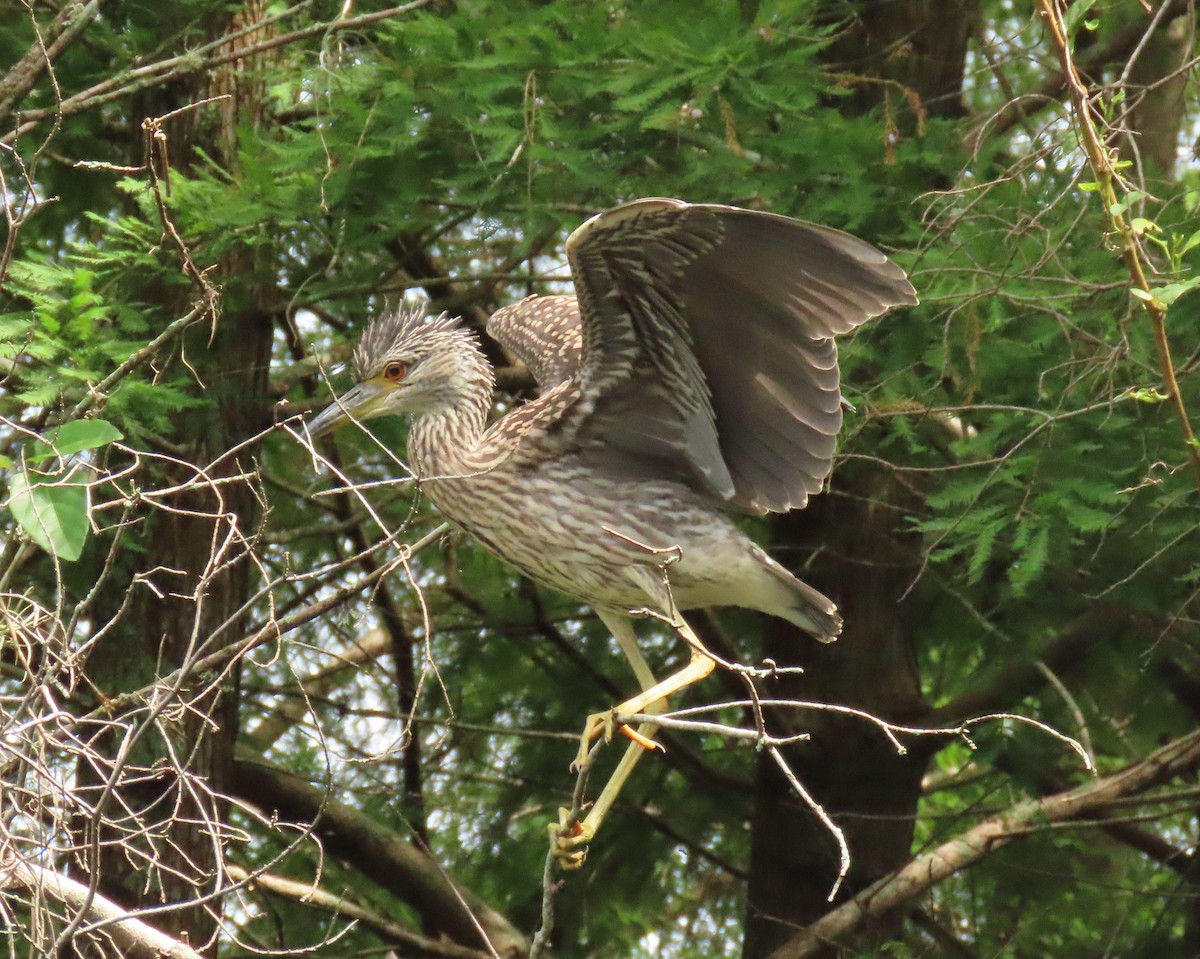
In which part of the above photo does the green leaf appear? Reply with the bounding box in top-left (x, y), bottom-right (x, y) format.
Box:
top-left (1062, 0), bottom-right (1097, 34)
top-left (37, 419), bottom-right (124, 459)
top-left (1062, 500), bottom-right (1112, 533)
top-left (1010, 525), bottom-right (1050, 596)
top-left (8, 471), bottom-right (89, 561)
top-left (1150, 276), bottom-right (1200, 306)
top-left (1108, 190), bottom-right (1145, 217)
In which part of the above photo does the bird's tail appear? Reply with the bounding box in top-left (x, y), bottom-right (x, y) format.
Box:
top-left (758, 552), bottom-right (842, 643)
top-left (781, 575), bottom-right (842, 643)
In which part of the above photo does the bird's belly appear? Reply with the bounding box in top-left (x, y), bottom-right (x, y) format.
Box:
top-left (424, 473), bottom-right (740, 612)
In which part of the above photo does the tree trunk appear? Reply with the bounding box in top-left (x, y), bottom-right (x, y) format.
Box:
top-left (70, 6), bottom-right (274, 955)
top-left (743, 4), bottom-right (973, 955)
top-left (818, 0), bottom-right (978, 123)
top-left (743, 478), bottom-right (927, 958)
top-left (1126, 10), bottom-right (1190, 177)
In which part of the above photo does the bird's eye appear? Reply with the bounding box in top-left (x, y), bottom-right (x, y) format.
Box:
top-left (384, 362), bottom-right (407, 382)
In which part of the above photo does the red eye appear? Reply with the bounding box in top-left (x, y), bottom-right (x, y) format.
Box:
top-left (384, 362), bottom-right (406, 381)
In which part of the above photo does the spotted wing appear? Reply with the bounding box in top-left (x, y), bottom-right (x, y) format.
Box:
top-left (565, 198), bottom-right (917, 514)
top-left (487, 294), bottom-right (583, 392)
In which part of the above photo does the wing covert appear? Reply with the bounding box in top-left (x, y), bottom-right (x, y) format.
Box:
top-left (565, 198), bottom-right (916, 514)
top-left (487, 294), bottom-right (583, 391)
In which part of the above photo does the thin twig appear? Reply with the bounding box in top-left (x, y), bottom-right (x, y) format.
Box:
top-left (1037, 0), bottom-right (1200, 490)
top-left (767, 726), bottom-right (1200, 959)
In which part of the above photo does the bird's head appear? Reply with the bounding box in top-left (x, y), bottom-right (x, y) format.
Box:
top-left (307, 304), bottom-right (484, 439)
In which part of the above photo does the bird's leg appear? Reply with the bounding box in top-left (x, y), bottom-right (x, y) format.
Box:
top-left (553, 613), bottom-right (666, 869)
top-left (569, 555), bottom-right (688, 766)
top-left (575, 633), bottom-right (716, 758)
top-left (552, 611), bottom-right (716, 868)
top-left (572, 598), bottom-right (718, 763)
top-left (571, 611), bottom-right (664, 770)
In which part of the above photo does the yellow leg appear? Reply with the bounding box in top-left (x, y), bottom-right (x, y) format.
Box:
top-left (551, 613), bottom-right (716, 868)
top-left (571, 645), bottom-right (716, 768)
top-left (571, 611), bottom-right (660, 768)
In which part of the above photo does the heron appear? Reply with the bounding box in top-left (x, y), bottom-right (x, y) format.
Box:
top-left (307, 198), bottom-right (916, 867)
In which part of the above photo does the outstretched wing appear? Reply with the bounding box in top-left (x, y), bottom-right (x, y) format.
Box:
top-left (487, 294), bottom-right (583, 391)
top-left (565, 198), bottom-right (917, 514)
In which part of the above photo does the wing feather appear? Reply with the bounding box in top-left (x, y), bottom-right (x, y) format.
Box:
top-left (486, 294), bottom-right (583, 391)
top-left (562, 198), bottom-right (916, 512)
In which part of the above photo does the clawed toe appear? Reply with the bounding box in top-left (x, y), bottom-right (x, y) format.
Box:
top-left (572, 711), bottom-right (617, 769)
top-left (548, 807), bottom-right (591, 870)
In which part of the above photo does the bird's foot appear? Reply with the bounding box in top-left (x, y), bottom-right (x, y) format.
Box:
top-left (572, 711), bottom-right (616, 771)
top-left (572, 711), bottom-right (661, 770)
top-left (548, 807), bottom-right (592, 870)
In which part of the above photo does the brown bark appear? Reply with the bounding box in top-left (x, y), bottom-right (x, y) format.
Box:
top-left (743, 3), bottom-right (974, 954)
top-left (819, 0), bottom-right (978, 124)
top-left (768, 726), bottom-right (1200, 959)
top-left (743, 478), bottom-right (927, 959)
top-left (70, 7), bottom-right (275, 955)
top-left (77, 298), bottom-right (273, 957)
top-left (0, 859), bottom-right (204, 959)
top-left (230, 757), bottom-right (529, 959)
top-left (1126, 9), bottom-right (1192, 176)
top-left (0, 0), bottom-right (104, 120)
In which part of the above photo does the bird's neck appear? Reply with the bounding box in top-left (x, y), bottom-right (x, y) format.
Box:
top-left (407, 341), bottom-right (494, 479)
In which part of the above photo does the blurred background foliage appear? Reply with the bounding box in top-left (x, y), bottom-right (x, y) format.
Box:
top-left (0, 1), bottom-right (1198, 957)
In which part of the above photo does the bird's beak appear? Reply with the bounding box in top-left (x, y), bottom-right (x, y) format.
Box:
top-left (306, 381), bottom-right (391, 439)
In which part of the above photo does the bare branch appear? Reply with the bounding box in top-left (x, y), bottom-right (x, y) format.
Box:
top-left (226, 864), bottom-right (490, 959)
top-left (1, 1), bottom-right (440, 146)
top-left (0, 853), bottom-right (204, 959)
top-left (767, 726), bottom-right (1200, 959)
top-left (230, 757), bottom-right (528, 959)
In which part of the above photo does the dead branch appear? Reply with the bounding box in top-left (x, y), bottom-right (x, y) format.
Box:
top-left (230, 756), bottom-right (528, 959)
top-left (244, 627), bottom-right (391, 750)
top-left (767, 725), bottom-right (1200, 959)
top-left (0, 853), bottom-right (204, 959)
top-left (1, 1), bottom-right (439, 147)
top-left (226, 863), bottom-right (490, 959)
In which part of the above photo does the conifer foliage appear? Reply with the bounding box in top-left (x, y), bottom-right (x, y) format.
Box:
top-left (0, 2), bottom-right (1197, 957)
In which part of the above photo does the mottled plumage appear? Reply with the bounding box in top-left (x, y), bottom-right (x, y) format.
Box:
top-left (307, 198), bottom-right (917, 864)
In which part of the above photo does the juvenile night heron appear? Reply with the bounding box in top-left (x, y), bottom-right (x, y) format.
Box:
top-left (307, 198), bottom-right (916, 867)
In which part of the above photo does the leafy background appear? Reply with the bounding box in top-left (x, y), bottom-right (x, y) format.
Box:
top-left (0, 1), bottom-right (1198, 957)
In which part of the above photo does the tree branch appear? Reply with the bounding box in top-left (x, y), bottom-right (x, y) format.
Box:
top-left (0, 855), bottom-right (204, 959)
top-left (243, 627), bottom-right (392, 750)
top-left (1038, 0), bottom-right (1200, 489)
top-left (0, 0), bottom-right (104, 120)
top-left (229, 756), bottom-right (528, 959)
top-left (226, 864), bottom-right (489, 959)
top-left (930, 604), bottom-right (1116, 726)
top-left (965, 0), bottom-right (1190, 151)
top-left (767, 726), bottom-right (1200, 959)
top-left (1, 1), bottom-right (439, 146)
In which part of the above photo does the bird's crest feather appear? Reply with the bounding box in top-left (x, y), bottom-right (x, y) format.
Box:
top-left (354, 304), bottom-right (460, 378)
